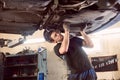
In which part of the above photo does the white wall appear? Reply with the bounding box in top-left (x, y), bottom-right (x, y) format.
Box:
top-left (88, 30), bottom-right (120, 80)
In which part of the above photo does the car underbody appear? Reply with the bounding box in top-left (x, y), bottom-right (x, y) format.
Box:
top-left (0, 0), bottom-right (120, 47)
top-left (0, 0), bottom-right (120, 35)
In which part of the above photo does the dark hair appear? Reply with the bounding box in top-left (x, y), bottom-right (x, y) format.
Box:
top-left (43, 29), bottom-right (56, 42)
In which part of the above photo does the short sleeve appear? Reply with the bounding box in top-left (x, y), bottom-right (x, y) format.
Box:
top-left (71, 37), bottom-right (83, 46)
top-left (77, 37), bottom-right (84, 46)
top-left (54, 43), bottom-right (64, 59)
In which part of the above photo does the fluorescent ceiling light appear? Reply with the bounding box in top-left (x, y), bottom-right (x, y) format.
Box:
top-left (24, 38), bottom-right (45, 44)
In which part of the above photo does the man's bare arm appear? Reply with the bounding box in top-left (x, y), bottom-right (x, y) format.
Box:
top-left (80, 31), bottom-right (94, 48)
top-left (59, 23), bottom-right (70, 54)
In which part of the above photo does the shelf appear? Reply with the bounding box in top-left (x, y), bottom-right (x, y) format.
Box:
top-left (6, 53), bottom-right (38, 57)
top-left (5, 75), bottom-right (37, 79)
top-left (12, 75), bottom-right (37, 78)
top-left (5, 63), bottom-right (37, 68)
top-left (3, 50), bottom-right (47, 80)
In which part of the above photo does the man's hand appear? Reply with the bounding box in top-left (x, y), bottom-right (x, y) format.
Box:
top-left (63, 22), bottom-right (70, 32)
top-left (80, 23), bottom-right (88, 31)
top-left (80, 25), bottom-right (87, 38)
top-left (80, 30), bottom-right (94, 48)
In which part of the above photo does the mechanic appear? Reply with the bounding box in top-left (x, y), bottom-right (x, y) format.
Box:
top-left (43, 23), bottom-right (97, 80)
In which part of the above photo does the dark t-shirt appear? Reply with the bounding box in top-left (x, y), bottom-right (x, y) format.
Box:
top-left (54, 37), bottom-right (92, 74)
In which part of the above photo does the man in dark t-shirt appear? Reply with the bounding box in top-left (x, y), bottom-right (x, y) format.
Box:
top-left (43, 23), bottom-right (97, 80)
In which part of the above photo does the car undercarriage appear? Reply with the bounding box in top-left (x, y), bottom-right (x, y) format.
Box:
top-left (0, 0), bottom-right (120, 47)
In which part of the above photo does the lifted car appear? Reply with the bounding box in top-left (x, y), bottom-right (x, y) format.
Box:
top-left (0, 0), bottom-right (120, 36)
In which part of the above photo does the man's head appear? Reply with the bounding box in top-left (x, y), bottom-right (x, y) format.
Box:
top-left (43, 29), bottom-right (63, 43)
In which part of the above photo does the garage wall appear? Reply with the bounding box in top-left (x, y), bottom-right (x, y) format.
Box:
top-left (89, 33), bottom-right (120, 80)
top-left (0, 28), bottom-right (120, 80)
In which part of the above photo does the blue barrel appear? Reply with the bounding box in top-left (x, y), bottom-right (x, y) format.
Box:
top-left (38, 73), bottom-right (44, 80)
